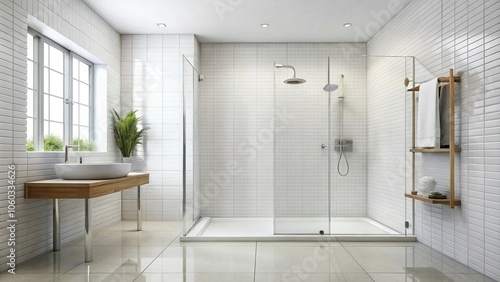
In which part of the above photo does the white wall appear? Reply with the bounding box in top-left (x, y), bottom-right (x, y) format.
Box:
top-left (120, 34), bottom-right (200, 221)
top-left (0, 0), bottom-right (121, 272)
top-left (368, 0), bottom-right (500, 280)
top-left (199, 43), bottom-right (368, 218)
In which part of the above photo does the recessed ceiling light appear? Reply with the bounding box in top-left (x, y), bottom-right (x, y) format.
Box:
top-left (343, 23), bottom-right (352, 27)
top-left (261, 23), bottom-right (270, 28)
top-left (157, 23), bottom-right (167, 28)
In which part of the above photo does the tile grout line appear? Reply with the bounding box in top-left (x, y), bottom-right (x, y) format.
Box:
top-left (253, 241), bottom-right (258, 282)
top-left (338, 241), bottom-right (376, 282)
top-left (132, 231), bottom-right (183, 281)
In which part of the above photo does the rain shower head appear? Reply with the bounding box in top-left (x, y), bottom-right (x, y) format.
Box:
top-left (275, 63), bottom-right (306, 84)
top-left (284, 77), bottom-right (307, 84)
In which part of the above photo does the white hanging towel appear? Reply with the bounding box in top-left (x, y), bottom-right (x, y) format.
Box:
top-left (417, 78), bottom-right (440, 148)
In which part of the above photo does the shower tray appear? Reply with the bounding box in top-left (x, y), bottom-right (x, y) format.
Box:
top-left (181, 217), bottom-right (416, 242)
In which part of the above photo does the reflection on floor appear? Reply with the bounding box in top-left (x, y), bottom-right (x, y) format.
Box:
top-left (0, 221), bottom-right (496, 282)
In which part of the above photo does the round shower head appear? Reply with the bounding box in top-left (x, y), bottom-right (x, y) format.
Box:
top-left (284, 77), bottom-right (306, 84)
top-left (275, 63), bottom-right (306, 84)
top-left (323, 84), bottom-right (339, 92)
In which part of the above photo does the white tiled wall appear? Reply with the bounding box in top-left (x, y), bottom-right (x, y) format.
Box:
top-left (368, 0), bottom-right (500, 280)
top-left (199, 43), bottom-right (368, 218)
top-left (120, 34), bottom-right (200, 221)
top-left (0, 0), bottom-right (121, 272)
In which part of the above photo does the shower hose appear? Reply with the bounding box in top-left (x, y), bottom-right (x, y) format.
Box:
top-left (337, 75), bottom-right (349, 177)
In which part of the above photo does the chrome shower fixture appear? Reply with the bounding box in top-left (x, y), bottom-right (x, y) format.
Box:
top-left (323, 83), bottom-right (338, 92)
top-left (323, 74), bottom-right (344, 93)
top-left (275, 63), bottom-right (306, 84)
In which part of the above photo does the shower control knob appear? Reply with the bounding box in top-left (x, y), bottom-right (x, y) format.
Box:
top-left (321, 144), bottom-right (327, 149)
top-left (319, 230), bottom-right (325, 235)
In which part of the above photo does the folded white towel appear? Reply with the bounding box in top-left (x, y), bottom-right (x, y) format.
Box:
top-left (417, 79), bottom-right (440, 148)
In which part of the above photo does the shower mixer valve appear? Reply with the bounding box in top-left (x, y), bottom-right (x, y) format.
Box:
top-left (334, 139), bottom-right (353, 152)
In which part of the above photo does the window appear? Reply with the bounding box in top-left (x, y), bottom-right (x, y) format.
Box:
top-left (27, 31), bottom-right (94, 151)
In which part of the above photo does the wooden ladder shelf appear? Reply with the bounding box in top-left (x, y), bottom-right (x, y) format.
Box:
top-left (405, 69), bottom-right (461, 208)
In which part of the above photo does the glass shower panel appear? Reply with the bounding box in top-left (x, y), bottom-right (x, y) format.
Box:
top-left (182, 56), bottom-right (200, 235)
top-left (366, 56), bottom-right (413, 235)
top-left (405, 56), bottom-right (415, 236)
top-left (193, 62), bottom-right (200, 224)
top-left (273, 62), bottom-right (330, 235)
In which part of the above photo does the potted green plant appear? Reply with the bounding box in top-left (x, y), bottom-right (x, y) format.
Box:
top-left (111, 109), bottom-right (149, 165)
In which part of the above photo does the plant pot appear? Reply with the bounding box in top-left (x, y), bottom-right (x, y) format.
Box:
top-left (121, 156), bottom-right (144, 172)
top-left (121, 156), bottom-right (132, 163)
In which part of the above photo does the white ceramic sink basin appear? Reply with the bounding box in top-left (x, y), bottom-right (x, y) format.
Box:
top-left (55, 163), bottom-right (131, 180)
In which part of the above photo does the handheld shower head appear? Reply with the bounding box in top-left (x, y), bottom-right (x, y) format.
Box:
top-left (323, 74), bottom-right (344, 94)
top-left (323, 84), bottom-right (338, 92)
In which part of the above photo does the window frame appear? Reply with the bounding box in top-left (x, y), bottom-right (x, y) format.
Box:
top-left (68, 52), bottom-right (94, 145)
top-left (28, 28), bottom-right (94, 151)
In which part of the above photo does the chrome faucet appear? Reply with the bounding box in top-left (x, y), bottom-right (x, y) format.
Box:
top-left (64, 145), bottom-right (80, 163)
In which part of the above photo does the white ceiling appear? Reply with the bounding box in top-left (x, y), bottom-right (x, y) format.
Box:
top-left (82, 0), bottom-right (412, 42)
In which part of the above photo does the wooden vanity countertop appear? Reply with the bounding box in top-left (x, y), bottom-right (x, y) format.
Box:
top-left (25, 172), bottom-right (149, 199)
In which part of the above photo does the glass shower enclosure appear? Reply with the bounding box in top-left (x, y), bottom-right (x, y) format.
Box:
top-left (182, 53), bottom-right (415, 238)
top-left (273, 55), bottom-right (414, 236)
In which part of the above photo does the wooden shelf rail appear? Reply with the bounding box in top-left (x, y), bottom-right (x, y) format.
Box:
top-left (407, 76), bottom-right (461, 92)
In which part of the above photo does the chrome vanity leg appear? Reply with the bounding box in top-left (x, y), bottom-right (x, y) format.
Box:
top-left (53, 199), bottom-right (60, 251)
top-left (84, 199), bottom-right (93, 262)
top-left (137, 185), bottom-right (142, 231)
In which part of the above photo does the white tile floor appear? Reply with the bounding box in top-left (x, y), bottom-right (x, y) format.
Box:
top-left (0, 221), bottom-right (496, 282)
